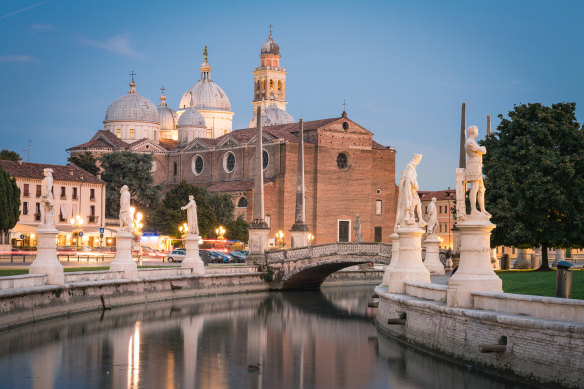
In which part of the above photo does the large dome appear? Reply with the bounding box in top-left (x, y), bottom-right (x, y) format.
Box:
top-left (178, 107), bottom-right (206, 128)
top-left (105, 81), bottom-right (159, 123)
top-left (261, 31), bottom-right (280, 55)
top-left (179, 80), bottom-right (231, 111)
top-left (157, 92), bottom-right (177, 130)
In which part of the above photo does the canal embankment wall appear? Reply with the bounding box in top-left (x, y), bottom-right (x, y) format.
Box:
top-left (375, 283), bottom-right (584, 389)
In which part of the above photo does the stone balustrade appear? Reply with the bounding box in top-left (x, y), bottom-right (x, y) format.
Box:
top-left (0, 274), bottom-right (46, 290)
top-left (266, 242), bottom-right (392, 264)
top-left (64, 271), bottom-right (125, 283)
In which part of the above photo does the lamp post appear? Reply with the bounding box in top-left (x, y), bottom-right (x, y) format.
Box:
top-left (215, 225), bottom-right (226, 240)
top-left (307, 233), bottom-right (314, 246)
top-left (276, 230), bottom-right (284, 248)
top-left (70, 215), bottom-right (83, 251)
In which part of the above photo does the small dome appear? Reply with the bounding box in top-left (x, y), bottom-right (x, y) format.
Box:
top-left (261, 30), bottom-right (280, 55)
top-left (105, 80), bottom-right (159, 123)
top-left (178, 107), bottom-right (206, 128)
top-left (250, 101), bottom-right (294, 127)
top-left (157, 90), bottom-right (178, 130)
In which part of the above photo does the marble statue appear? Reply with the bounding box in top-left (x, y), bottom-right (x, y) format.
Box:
top-left (40, 168), bottom-right (55, 227)
top-left (395, 154), bottom-right (426, 229)
top-left (354, 213), bottom-right (363, 243)
top-left (181, 195), bottom-right (200, 236)
top-left (465, 125), bottom-right (490, 217)
top-left (426, 197), bottom-right (438, 236)
top-left (119, 185), bottom-right (132, 231)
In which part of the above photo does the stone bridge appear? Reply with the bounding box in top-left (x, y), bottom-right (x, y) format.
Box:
top-left (265, 242), bottom-right (393, 290)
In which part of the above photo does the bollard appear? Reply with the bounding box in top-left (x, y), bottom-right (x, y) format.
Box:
top-left (501, 254), bottom-right (510, 270)
top-left (556, 261), bottom-right (574, 298)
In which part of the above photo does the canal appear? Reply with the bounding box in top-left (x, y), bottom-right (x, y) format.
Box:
top-left (0, 284), bottom-right (538, 389)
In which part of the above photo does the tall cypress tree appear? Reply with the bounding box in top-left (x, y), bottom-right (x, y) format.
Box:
top-left (0, 166), bottom-right (21, 243)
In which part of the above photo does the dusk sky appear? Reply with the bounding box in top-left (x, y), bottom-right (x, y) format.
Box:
top-left (1, 0), bottom-right (583, 190)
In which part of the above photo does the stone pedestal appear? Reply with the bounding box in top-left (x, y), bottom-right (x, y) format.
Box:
top-left (247, 224), bottom-right (270, 266)
top-left (512, 248), bottom-right (530, 269)
top-left (182, 234), bottom-right (204, 275)
top-left (423, 236), bottom-right (445, 275)
top-left (290, 224), bottom-right (309, 248)
top-left (387, 225), bottom-right (430, 293)
top-left (447, 215), bottom-right (502, 308)
top-left (109, 230), bottom-right (138, 279)
top-left (382, 233), bottom-right (400, 286)
top-left (29, 226), bottom-right (64, 285)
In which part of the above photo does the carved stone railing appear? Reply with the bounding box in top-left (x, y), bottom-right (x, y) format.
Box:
top-left (266, 242), bottom-right (392, 264)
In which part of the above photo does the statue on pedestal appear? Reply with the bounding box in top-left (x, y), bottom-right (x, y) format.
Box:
top-left (395, 154), bottom-right (426, 229)
top-left (426, 197), bottom-right (438, 237)
top-left (464, 125), bottom-right (490, 217)
top-left (40, 168), bottom-right (55, 227)
top-left (181, 195), bottom-right (200, 236)
top-left (354, 213), bottom-right (363, 242)
top-left (119, 185), bottom-right (132, 232)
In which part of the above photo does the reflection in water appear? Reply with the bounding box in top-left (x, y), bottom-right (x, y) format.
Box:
top-left (0, 286), bottom-right (538, 389)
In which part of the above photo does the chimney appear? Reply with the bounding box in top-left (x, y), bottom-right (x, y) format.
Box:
top-left (17, 157), bottom-right (22, 165)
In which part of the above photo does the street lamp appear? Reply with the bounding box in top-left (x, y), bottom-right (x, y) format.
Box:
top-left (215, 225), bottom-right (226, 240)
top-left (276, 230), bottom-right (284, 247)
top-left (70, 215), bottom-right (83, 250)
top-left (307, 233), bottom-right (314, 246)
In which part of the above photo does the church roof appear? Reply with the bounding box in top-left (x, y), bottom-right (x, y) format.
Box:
top-left (67, 130), bottom-right (129, 152)
top-left (418, 190), bottom-right (456, 201)
top-left (261, 30), bottom-right (280, 55)
top-left (105, 80), bottom-right (159, 123)
top-left (0, 160), bottom-right (104, 184)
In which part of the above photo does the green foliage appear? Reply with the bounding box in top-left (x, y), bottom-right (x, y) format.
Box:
top-left (146, 181), bottom-right (216, 238)
top-left (68, 152), bottom-right (99, 175)
top-left (226, 215), bottom-right (249, 242)
top-left (99, 151), bottom-right (160, 218)
top-left (483, 102), bottom-right (584, 269)
top-left (209, 192), bottom-right (235, 226)
top-left (497, 270), bottom-right (583, 300)
top-left (0, 149), bottom-right (20, 161)
top-left (0, 166), bottom-right (21, 234)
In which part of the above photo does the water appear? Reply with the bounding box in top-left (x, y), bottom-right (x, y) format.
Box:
top-left (0, 285), bottom-right (538, 389)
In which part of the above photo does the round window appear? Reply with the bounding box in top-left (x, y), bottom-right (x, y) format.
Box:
top-left (262, 150), bottom-right (269, 171)
top-left (224, 152), bottom-right (236, 173)
top-left (191, 155), bottom-right (204, 176)
top-left (337, 153), bottom-right (348, 169)
top-left (342, 122), bottom-right (349, 131)
top-left (376, 188), bottom-right (381, 195)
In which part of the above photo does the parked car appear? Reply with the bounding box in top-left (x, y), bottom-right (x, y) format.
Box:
top-left (229, 250), bottom-right (248, 263)
top-left (167, 249), bottom-right (186, 263)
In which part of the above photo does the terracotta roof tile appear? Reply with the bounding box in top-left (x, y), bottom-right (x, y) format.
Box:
top-left (196, 177), bottom-right (274, 192)
top-left (418, 190), bottom-right (456, 201)
top-left (0, 160), bottom-right (105, 184)
top-left (158, 138), bottom-right (179, 151)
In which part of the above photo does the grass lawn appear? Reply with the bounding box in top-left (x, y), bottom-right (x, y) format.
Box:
top-left (0, 265), bottom-right (183, 277)
top-left (498, 270), bottom-right (584, 300)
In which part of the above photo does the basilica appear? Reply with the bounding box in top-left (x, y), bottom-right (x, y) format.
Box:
top-left (69, 30), bottom-right (398, 246)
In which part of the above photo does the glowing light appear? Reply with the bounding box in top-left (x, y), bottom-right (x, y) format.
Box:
top-left (215, 225), bottom-right (226, 239)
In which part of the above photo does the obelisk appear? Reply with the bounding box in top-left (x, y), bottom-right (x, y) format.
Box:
top-left (247, 106), bottom-right (270, 265)
top-left (290, 119), bottom-right (309, 247)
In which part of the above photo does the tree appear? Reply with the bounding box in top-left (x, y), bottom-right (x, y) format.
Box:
top-left (146, 181), bottom-right (216, 238)
top-left (226, 215), bottom-right (249, 242)
top-left (99, 151), bottom-right (160, 218)
top-left (0, 150), bottom-right (20, 161)
top-left (482, 102), bottom-right (584, 270)
top-left (68, 152), bottom-right (99, 175)
top-left (0, 166), bottom-right (21, 243)
top-left (209, 192), bottom-right (235, 226)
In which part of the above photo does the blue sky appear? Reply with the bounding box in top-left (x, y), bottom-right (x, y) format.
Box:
top-left (1, 0), bottom-right (583, 190)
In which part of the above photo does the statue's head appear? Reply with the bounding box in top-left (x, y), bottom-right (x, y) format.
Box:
top-left (432, 197), bottom-right (437, 202)
top-left (468, 125), bottom-right (478, 138)
top-left (43, 168), bottom-right (53, 177)
top-left (412, 153), bottom-right (423, 165)
top-left (120, 185), bottom-right (128, 193)
top-left (189, 195), bottom-right (194, 201)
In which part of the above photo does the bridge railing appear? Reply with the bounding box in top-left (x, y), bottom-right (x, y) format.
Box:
top-left (266, 242), bottom-right (392, 264)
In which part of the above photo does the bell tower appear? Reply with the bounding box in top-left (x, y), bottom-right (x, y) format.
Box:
top-left (250, 26), bottom-right (288, 127)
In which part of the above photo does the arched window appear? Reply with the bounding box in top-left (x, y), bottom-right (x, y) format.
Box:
top-left (262, 150), bottom-right (269, 170)
top-left (237, 197), bottom-right (248, 208)
top-left (336, 153), bottom-right (348, 169)
top-left (262, 79), bottom-right (266, 91)
top-left (278, 80), bottom-right (282, 91)
top-left (269, 79), bottom-right (274, 91)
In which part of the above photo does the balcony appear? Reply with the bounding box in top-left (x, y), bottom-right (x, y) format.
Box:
top-left (87, 215), bottom-right (99, 224)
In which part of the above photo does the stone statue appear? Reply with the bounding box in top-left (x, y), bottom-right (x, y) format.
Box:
top-left (202, 45), bottom-right (208, 61)
top-left (119, 185), bottom-right (132, 232)
top-left (426, 197), bottom-right (438, 236)
top-left (395, 154), bottom-right (426, 229)
top-left (354, 213), bottom-right (363, 242)
top-left (181, 195), bottom-right (199, 236)
top-left (465, 125), bottom-right (490, 217)
top-left (40, 168), bottom-right (55, 227)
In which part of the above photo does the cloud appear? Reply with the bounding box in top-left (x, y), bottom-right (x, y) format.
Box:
top-left (0, 55), bottom-right (37, 63)
top-left (0, 1), bottom-right (51, 21)
top-left (31, 23), bottom-right (56, 31)
top-left (77, 33), bottom-right (140, 56)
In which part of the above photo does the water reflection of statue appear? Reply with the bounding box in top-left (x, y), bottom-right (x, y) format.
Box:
top-left (465, 125), bottom-right (490, 217)
top-left (354, 214), bottom-right (363, 242)
top-left (426, 197), bottom-right (438, 236)
top-left (40, 168), bottom-right (55, 227)
top-left (395, 154), bottom-right (426, 229)
top-left (119, 185), bottom-right (132, 232)
top-left (181, 195), bottom-right (199, 236)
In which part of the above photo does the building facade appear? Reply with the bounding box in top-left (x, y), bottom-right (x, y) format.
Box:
top-left (419, 189), bottom-right (455, 249)
top-left (0, 160), bottom-right (106, 248)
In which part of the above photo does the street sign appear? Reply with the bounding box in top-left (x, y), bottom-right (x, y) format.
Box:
top-left (99, 228), bottom-right (104, 234)
top-left (19, 234), bottom-right (25, 239)
top-left (79, 231), bottom-right (84, 237)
